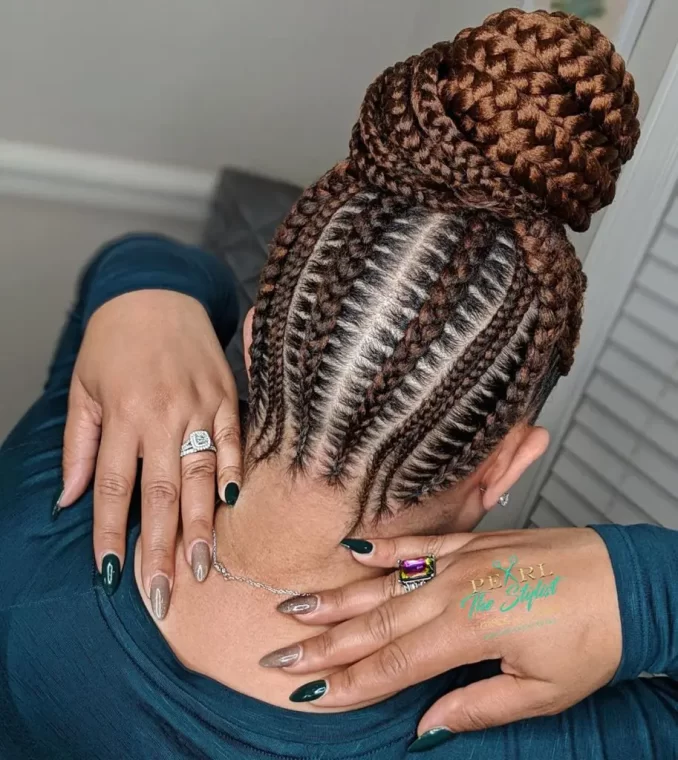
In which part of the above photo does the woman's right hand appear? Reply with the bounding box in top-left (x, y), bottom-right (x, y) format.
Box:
top-left (264, 527), bottom-right (622, 748)
top-left (56, 289), bottom-right (243, 617)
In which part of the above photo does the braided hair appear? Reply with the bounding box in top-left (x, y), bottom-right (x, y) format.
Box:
top-left (247, 8), bottom-right (640, 520)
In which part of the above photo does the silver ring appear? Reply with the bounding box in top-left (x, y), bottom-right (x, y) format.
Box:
top-left (397, 555), bottom-right (436, 593)
top-left (180, 430), bottom-right (217, 458)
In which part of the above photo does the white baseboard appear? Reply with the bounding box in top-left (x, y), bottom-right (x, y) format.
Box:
top-left (0, 140), bottom-right (217, 221)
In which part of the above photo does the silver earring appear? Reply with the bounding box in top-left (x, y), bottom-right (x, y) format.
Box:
top-left (498, 492), bottom-right (510, 507)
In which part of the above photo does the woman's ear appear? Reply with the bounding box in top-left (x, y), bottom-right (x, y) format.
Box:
top-left (481, 425), bottom-right (549, 511)
top-left (243, 308), bottom-right (255, 380)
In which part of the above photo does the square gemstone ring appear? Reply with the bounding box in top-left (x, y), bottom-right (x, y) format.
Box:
top-left (180, 430), bottom-right (217, 458)
top-left (189, 431), bottom-right (212, 451)
top-left (397, 555), bottom-right (436, 592)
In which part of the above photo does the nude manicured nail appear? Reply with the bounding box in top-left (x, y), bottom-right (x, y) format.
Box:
top-left (259, 644), bottom-right (302, 668)
top-left (150, 575), bottom-right (170, 620)
top-left (191, 541), bottom-right (211, 583)
top-left (277, 595), bottom-right (319, 615)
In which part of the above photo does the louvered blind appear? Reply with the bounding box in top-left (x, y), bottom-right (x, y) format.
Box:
top-left (531, 193), bottom-right (678, 531)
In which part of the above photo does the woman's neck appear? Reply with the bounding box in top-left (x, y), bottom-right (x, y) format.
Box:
top-left (214, 468), bottom-right (382, 594)
top-left (139, 462), bottom-right (485, 711)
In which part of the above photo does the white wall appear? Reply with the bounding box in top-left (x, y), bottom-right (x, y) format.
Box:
top-left (0, 0), bottom-right (506, 186)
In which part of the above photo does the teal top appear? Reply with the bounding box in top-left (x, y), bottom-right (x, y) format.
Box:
top-left (1, 235), bottom-right (676, 759)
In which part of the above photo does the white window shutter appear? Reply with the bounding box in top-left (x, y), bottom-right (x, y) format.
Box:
top-left (532, 197), bottom-right (678, 530)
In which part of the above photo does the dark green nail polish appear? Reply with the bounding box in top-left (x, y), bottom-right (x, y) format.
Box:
top-left (224, 482), bottom-right (240, 506)
top-left (289, 679), bottom-right (327, 703)
top-left (340, 538), bottom-right (374, 554)
top-left (408, 728), bottom-right (454, 753)
top-left (101, 554), bottom-right (121, 596)
top-left (51, 488), bottom-right (64, 520)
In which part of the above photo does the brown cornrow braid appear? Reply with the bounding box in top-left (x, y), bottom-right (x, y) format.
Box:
top-left (293, 195), bottom-right (407, 465)
top-left (248, 162), bottom-right (361, 427)
top-left (329, 213), bottom-right (497, 478)
top-left (246, 8), bottom-right (640, 519)
top-left (248, 164), bottom-right (363, 459)
top-left (425, 219), bottom-right (581, 491)
top-left (363, 254), bottom-right (534, 513)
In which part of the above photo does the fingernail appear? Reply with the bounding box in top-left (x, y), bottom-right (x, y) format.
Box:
top-left (259, 644), bottom-right (302, 668)
top-left (224, 482), bottom-right (240, 506)
top-left (101, 554), bottom-right (121, 596)
top-left (150, 575), bottom-right (170, 620)
top-left (191, 541), bottom-right (211, 583)
top-left (340, 538), bottom-right (374, 555)
top-left (408, 728), bottom-right (455, 753)
top-left (51, 487), bottom-right (65, 520)
top-left (289, 679), bottom-right (327, 703)
top-left (277, 595), bottom-right (319, 615)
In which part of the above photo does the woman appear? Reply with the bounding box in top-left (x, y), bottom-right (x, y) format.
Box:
top-left (1, 9), bottom-right (676, 759)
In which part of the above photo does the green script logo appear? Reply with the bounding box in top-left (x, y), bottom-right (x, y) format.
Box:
top-left (460, 555), bottom-right (561, 619)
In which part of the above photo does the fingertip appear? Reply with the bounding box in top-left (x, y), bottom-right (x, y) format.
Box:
top-left (149, 574), bottom-right (172, 621)
top-left (100, 553), bottom-right (122, 596)
top-left (289, 679), bottom-right (328, 704)
top-left (339, 538), bottom-right (374, 556)
top-left (222, 481), bottom-right (240, 507)
top-left (408, 727), bottom-right (455, 753)
top-left (189, 539), bottom-right (212, 583)
top-left (277, 595), bottom-right (319, 615)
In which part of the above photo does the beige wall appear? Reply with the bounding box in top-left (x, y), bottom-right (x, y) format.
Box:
top-left (0, 0), bottom-right (506, 186)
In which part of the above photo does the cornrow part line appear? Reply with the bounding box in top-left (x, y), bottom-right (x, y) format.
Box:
top-left (328, 213), bottom-right (497, 480)
top-left (421, 223), bottom-right (581, 501)
top-left (359, 256), bottom-right (533, 516)
top-left (248, 165), bottom-right (363, 459)
top-left (394, 299), bottom-right (539, 504)
top-left (293, 195), bottom-right (407, 466)
top-left (248, 162), bottom-right (361, 428)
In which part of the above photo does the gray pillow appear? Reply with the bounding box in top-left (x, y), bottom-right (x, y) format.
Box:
top-left (202, 169), bottom-right (301, 399)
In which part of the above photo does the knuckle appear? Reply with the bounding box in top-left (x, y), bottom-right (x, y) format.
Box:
top-left (315, 632), bottom-right (337, 661)
top-left (456, 698), bottom-right (490, 732)
top-left (214, 420), bottom-right (240, 448)
top-left (182, 457), bottom-right (217, 481)
top-left (376, 641), bottom-right (410, 680)
top-left (185, 516), bottom-right (213, 537)
top-left (387, 571), bottom-right (401, 599)
top-left (97, 526), bottom-right (125, 549)
top-left (143, 480), bottom-right (179, 510)
top-left (425, 535), bottom-right (446, 558)
top-left (96, 473), bottom-right (133, 501)
top-left (337, 666), bottom-right (358, 696)
top-left (384, 538), bottom-right (400, 562)
top-left (146, 541), bottom-right (173, 564)
top-left (536, 690), bottom-right (563, 717)
top-left (218, 465), bottom-right (240, 483)
top-left (367, 605), bottom-right (397, 644)
top-left (329, 584), bottom-right (347, 611)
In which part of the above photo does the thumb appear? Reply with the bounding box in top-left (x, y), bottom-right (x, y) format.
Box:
top-left (413, 675), bottom-right (556, 745)
top-left (60, 377), bottom-right (102, 508)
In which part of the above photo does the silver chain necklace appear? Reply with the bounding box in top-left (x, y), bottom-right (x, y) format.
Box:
top-left (211, 529), bottom-right (308, 597)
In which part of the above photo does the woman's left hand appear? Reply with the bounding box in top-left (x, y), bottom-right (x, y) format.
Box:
top-left (265, 528), bottom-right (622, 739)
top-left (57, 289), bottom-right (242, 605)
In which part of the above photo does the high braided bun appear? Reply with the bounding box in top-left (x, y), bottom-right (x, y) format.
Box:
top-left (247, 10), bottom-right (639, 520)
top-left (350, 8), bottom-right (640, 231)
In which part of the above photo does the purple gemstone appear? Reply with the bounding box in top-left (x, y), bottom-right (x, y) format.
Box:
top-left (402, 558), bottom-right (427, 573)
top-left (399, 555), bottom-right (435, 583)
